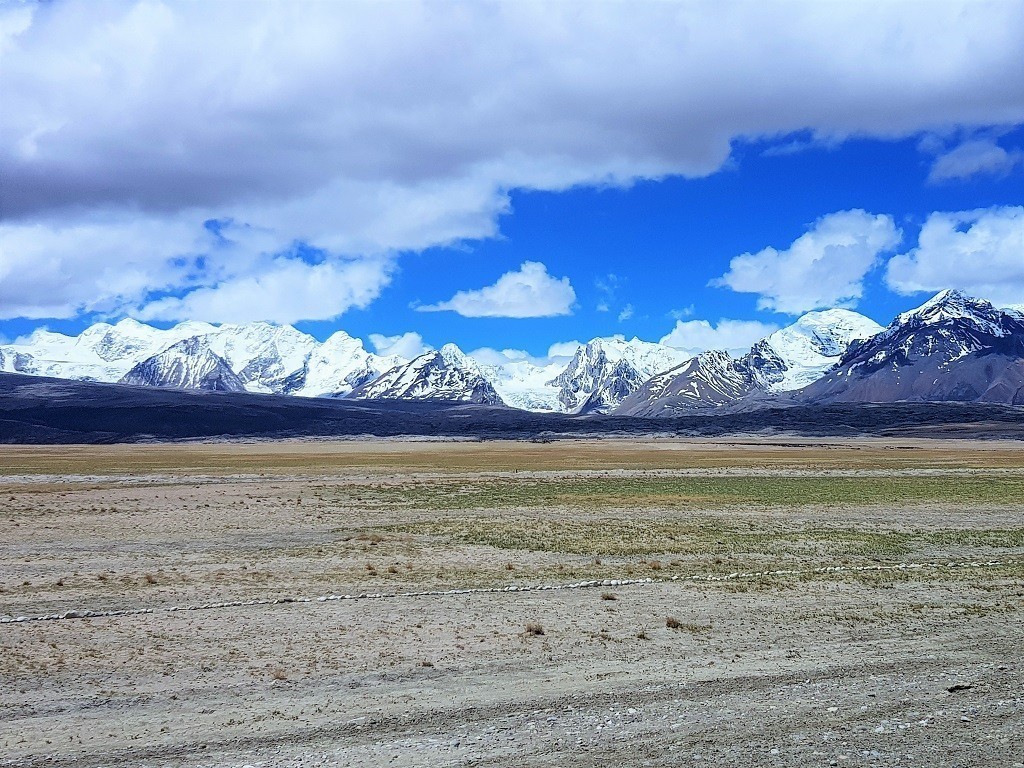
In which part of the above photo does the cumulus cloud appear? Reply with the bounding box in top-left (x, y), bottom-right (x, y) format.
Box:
top-left (136, 255), bottom-right (394, 325)
top-left (368, 331), bottom-right (432, 360)
top-left (1, 1), bottom-right (1022, 321)
top-left (928, 138), bottom-right (1023, 182)
top-left (659, 319), bottom-right (779, 357)
top-left (711, 210), bottom-right (901, 314)
top-left (417, 261), bottom-right (576, 318)
top-left (617, 304), bottom-right (634, 322)
top-left (885, 205), bottom-right (1024, 306)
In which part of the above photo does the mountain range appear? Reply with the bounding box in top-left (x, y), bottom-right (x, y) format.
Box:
top-left (2, 290), bottom-right (1022, 414)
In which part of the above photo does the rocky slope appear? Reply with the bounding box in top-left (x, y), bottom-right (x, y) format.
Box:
top-left (120, 337), bottom-right (246, 392)
top-left (548, 337), bottom-right (692, 413)
top-left (348, 344), bottom-right (504, 405)
top-left (797, 291), bottom-right (1024, 405)
top-left (617, 310), bottom-right (881, 416)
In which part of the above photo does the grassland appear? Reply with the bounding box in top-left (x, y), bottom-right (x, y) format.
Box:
top-left (1, 437), bottom-right (1023, 767)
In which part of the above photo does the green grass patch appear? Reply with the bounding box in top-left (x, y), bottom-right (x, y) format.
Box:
top-left (336, 474), bottom-right (1024, 511)
top-left (384, 516), bottom-right (1024, 558)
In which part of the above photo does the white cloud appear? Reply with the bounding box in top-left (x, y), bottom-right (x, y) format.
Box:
top-left (711, 210), bottom-right (901, 314)
top-left (1, 1), bottom-right (1022, 321)
top-left (136, 256), bottom-right (393, 325)
top-left (417, 261), bottom-right (576, 318)
top-left (368, 331), bottom-right (432, 360)
top-left (547, 340), bottom-right (583, 359)
top-left (659, 319), bottom-right (779, 357)
top-left (885, 206), bottom-right (1024, 306)
top-left (617, 304), bottom-right (634, 322)
top-left (927, 138), bottom-right (1023, 182)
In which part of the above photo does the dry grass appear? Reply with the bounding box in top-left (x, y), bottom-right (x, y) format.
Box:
top-left (524, 622), bottom-right (545, 636)
top-left (2, 439), bottom-right (1023, 479)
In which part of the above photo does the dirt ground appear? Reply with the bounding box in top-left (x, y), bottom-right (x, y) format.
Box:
top-left (1, 438), bottom-right (1022, 767)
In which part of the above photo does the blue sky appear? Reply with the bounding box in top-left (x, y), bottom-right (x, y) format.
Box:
top-left (1, 1), bottom-right (1022, 361)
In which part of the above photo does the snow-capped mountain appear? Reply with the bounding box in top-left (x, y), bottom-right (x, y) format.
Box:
top-left (616, 350), bottom-right (759, 416)
top-left (4, 290), bottom-right (1020, 412)
top-left (798, 290), bottom-right (1024, 405)
top-left (203, 322), bottom-right (318, 394)
top-left (746, 309), bottom-right (883, 391)
top-left (120, 337), bottom-right (246, 392)
top-left (297, 330), bottom-right (405, 398)
top-left (349, 344), bottom-right (504, 405)
top-left (616, 309), bottom-right (881, 416)
top-left (0, 319), bottom-right (406, 398)
top-left (0, 318), bottom-right (215, 382)
top-left (548, 337), bottom-right (692, 413)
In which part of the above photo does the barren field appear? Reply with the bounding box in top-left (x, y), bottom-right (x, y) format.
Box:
top-left (1, 438), bottom-right (1023, 767)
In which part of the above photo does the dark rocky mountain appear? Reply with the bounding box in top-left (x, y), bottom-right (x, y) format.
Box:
top-left (798, 291), bottom-right (1024, 405)
top-left (616, 350), bottom-right (759, 416)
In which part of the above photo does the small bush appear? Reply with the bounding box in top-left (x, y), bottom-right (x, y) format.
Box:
top-left (601, 592), bottom-right (617, 601)
top-left (270, 668), bottom-right (287, 680)
top-left (666, 616), bottom-right (682, 629)
top-left (144, 573), bottom-right (157, 585)
top-left (524, 622), bottom-right (545, 636)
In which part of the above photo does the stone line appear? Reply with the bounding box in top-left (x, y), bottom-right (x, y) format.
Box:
top-left (1, 559), bottom-right (1014, 625)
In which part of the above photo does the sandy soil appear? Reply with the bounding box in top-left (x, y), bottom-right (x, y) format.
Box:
top-left (1, 439), bottom-right (1022, 767)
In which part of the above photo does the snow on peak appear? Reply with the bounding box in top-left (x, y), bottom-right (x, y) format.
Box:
top-left (350, 343), bottom-right (502, 404)
top-left (896, 290), bottom-right (996, 326)
top-left (438, 343), bottom-right (473, 368)
top-left (751, 309), bottom-right (881, 391)
top-left (888, 290), bottom-right (1014, 345)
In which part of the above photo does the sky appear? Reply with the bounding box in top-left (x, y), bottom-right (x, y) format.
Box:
top-left (0, 0), bottom-right (1022, 364)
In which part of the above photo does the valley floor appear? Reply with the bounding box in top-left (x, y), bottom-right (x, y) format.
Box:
top-left (1, 438), bottom-right (1022, 767)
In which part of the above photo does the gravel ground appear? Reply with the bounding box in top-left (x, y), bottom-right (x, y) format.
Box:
top-left (1, 440), bottom-right (1022, 767)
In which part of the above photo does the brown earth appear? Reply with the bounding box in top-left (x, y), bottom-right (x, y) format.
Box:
top-left (1, 438), bottom-right (1022, 767)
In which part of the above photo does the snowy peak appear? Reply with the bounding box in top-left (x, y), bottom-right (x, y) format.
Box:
top-left (798, 292), bottom-right (1024, 406)
top-left (845, 291), bottom-right (1024, 374)
top-left (614, 311), bottom-right (882, 415)
top-left (349, 345), bottom-right (504, 405)
top-left (120, 337), bottom-right (245, 392)
top-left (548, 337), bottom-right (690, 413)
top-left (299, 331), bottom-right (400, 398)
top-left (892, 290), bottom-right (1009, 338)
top-left (0, 318), bottom-right (408, 398)
top-left (750, 309), bottom-right (882, 391)
top-left (438, 343), bottom-right (474, 368)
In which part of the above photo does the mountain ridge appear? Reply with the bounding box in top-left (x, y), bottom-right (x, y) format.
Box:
top-left (2, 290), bottom-right (1022, 413)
